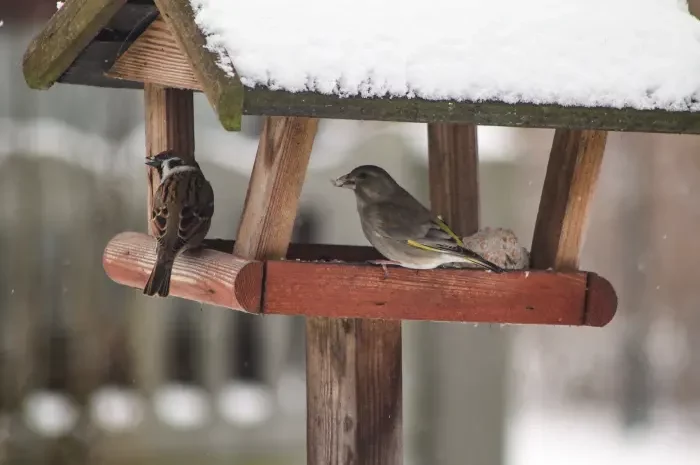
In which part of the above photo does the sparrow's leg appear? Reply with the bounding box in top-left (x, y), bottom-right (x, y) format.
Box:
top-left (367, 259), bottom-right (399, 279)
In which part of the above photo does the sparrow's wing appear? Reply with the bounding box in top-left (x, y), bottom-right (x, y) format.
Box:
top-left (150, 189), bottom-right (170, 248)
top-left (176, 174), bottom-right (214, 250)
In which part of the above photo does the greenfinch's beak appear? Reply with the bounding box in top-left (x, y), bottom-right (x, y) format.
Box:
top-left (332, 174), bottom-right (355, 189)
top-left (145, 158), bottom-right (160, 167)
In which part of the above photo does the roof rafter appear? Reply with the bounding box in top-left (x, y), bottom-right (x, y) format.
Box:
top-left (23, 0), bottom-right (127, 90)
top-left (152, 0), bottom-right (244, 130)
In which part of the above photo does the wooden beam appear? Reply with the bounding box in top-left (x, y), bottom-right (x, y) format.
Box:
top-left (233, 116), bottom-right (318, 259)
top-left (242, 89), bottom-right (700, 135)
top-left (144, 84), bottom-right (195, 233)
top-left (264, 262), bottom-right (615, 326)
top-left (103, 232), bottom-right (262, 312)
top-left (22, 0), bottom-right (127, 90)
top-left (152, 0), bottom-right (244, 130)
top-left (531, 129), bottom-right (608, 270)
top-left (101, 232), bottom-right (617, 326)
top-left (107, 15), bottom-right (201, 90)
top-left (307, 318), bottom-right (402, 465)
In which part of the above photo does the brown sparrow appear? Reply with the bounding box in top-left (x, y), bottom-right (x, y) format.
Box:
top-left (143, 151), bottom-right (215, 297)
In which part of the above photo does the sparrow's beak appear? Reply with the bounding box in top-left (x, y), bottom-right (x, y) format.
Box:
top-left (332, 174), bottom-right (355, 189)
top-left (146, 150), bottom-right (174, 167)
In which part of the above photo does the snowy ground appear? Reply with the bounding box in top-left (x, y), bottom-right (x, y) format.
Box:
top-left (508, 407), bottom-right (700, 465)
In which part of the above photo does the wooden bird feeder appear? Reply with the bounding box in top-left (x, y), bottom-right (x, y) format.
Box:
top-left (30, 0), bottom-right (700, 463)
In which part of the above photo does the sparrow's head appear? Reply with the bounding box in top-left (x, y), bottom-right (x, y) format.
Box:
top-left (332, 165), bottom-right (400, 200)
top-left (145, 151), bottom-right (199, 179)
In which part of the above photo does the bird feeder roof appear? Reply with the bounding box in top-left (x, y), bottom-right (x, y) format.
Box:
top-left (23, 0), bottom-right (700, 133)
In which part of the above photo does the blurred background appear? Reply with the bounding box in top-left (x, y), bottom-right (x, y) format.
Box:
top-left (1, 1), bottom-right (700, 464)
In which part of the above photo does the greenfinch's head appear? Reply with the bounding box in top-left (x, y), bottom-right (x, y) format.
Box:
top-left (332, 165), bottom-right (399, 199)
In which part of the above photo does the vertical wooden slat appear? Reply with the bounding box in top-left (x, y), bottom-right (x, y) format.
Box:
top-left (531, 129), bottom-right (607, 270)
top-left (139, 84), bottom-right (195, 394)
top-left (428, 123), bottom-right (480, 234)
top-left (233, 116), bottom-right (318, 259)
top-left (426, 123), bottom-right (507, 465)
top-left (144, 84), bottom-right (195, 233)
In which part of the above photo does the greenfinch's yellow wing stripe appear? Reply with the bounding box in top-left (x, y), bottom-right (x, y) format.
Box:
top-left (435, 215), bottom-right (465, 247)
top-left (406, 239), bottom-right (441, 253)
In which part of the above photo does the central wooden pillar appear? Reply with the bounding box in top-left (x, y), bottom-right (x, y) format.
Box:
top-left (140, 83), bottom-right (195, 394)
top-left (426, 123), bottom-right (508, 465)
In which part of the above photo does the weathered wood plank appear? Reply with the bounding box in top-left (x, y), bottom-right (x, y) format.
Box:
top-left (23, 0), bottom-right (127, 89)
top-left (428, 123), bottom-right (480, 234)
top-left (102, 231), bottom-right (263, 312)
top-left (144, 84), bottom-right (195, 233)
top-left (531, 129), bottom-right (608, 270)
top-left (307, 318), bottom-right (402, 465)
top-left (107, 15), bottom-right (201, 90)
top-left (153, 0), bottom-right (244, 130)
top-left (233, 116), bottom-right (318, 259)
top-left (101, 232), bottom-right (617, 325)
top-left (264, 261), bottom-right (616, 326)
top-left (242, 88), bottom-right (700, 135)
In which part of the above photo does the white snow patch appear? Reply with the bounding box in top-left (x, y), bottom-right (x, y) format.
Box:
top-left (22, 390), bottom-right (79, 437)
top-left (508, 407), bottom-right (700, 465)
top-left (56, 1), bottom-right (64, 9)
top-left (217, 381), bottom-right (274, 426)
top-left (189, 0), bottom-right (700, 111)
top-left (89, 386), bottom-right (145, 433)
top-left (153, 383), bottom-right (210, 430)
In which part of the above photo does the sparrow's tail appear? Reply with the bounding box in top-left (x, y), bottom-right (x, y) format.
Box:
top-left (144, 257), bottom-right (174, 297)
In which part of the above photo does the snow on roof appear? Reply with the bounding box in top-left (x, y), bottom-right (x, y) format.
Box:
top-left (190, 0), bottom-right (700, 112)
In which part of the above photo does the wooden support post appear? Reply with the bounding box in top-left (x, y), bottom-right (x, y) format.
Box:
top-left (305, 124), bottom-right (401, 464)
top-left (531, 129), bottom-right (607, 270)
top-left (233, 116), bottom-right (318, 259)
top-left (141, 83), bottom-right (195, 395)
top-left (144, 83), bottom-right (195, 222)
top-left (307, 318), bottom-right (402, 465)
top-left (426, 123), bottom-right (507, 465)
top-left (428, 123), bottom-right (480, 233)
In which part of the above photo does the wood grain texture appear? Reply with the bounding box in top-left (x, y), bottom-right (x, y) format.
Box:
top-left (531, 129), bottom-right (608, 270)
top-left (107, 15), bottom-right (201, 90)
top-left (101, 232), bottom-right (617, 325)
top-left (153, 0), bottom-right (244, 130)
top-left (22, 0), bottom-right (127, 89)
top-left (144, 83), bottom-right (195, 234)
top-left (264, 262), bottom-right (617, 326)
top-left (428, 123), bottom-right (479, 235)
top-left (242, 88), bottom-right (700, 135)
top-left (306, 318), bottom-right (402, 465)
top-left (233, 116), bottom-right (318, 259)
top-left (103, 231), bottom-right (262, 312)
